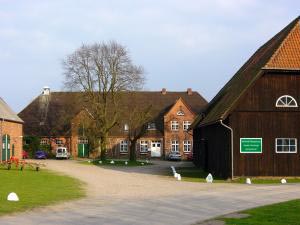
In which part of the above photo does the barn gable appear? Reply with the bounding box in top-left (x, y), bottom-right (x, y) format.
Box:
top-left (193, 16), bottom-right (300, 128)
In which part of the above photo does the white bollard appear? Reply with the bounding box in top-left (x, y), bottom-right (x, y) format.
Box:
top-left (246, 178), bottom-right (252, 184)
top-left (177, 174), bottom-right (181, 181)
top-left (206, 173), bottom-right (213, 183)
top-left (7, 192), bottom-right (19, 201)
top-left (281, 178), bottom-right (287, 184)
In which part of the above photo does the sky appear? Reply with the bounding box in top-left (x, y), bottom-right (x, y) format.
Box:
top-left (0, 0), bottom-right (299, 112)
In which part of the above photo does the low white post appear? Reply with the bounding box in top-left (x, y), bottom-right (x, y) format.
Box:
top-left (7, 192), bottom-right (19, 201)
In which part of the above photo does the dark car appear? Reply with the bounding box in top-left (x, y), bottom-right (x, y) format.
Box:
top-left (168, 152), bottom-right (182, 161)
top-left (22, 150), bottom-right (29, 159)
top-left (35, 150), bottom-right (47, 159)
top-left (186, 152), bottom-right (193, 161)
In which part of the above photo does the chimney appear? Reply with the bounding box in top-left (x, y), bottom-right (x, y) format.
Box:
top-left (42, 86), bottom-right (50, 96)
top-left (187, 88), bottom-right (192, 95)
top-left (161, 88), bottom-right (167, 95)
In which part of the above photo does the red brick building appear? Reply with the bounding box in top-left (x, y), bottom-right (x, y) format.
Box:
top-left (0, 97), bottom-right (23, 161)
top-left (19, 88), bottom-right (207, 159)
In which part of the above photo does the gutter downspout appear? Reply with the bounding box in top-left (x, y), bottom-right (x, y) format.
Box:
top-left (220, 120), bottom-right (234, 180)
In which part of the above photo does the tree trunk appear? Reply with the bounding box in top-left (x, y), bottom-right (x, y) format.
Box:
top-left (100, 134), bottom-right (107, 160)
top-left (129, 139), bottom-right (137, 162)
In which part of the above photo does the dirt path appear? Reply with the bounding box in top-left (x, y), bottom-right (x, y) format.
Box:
top-left (1, 160), bottom-right (300, 225)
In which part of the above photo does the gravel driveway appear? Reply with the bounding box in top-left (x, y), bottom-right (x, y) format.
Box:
top-left (1, 160), bottom-right (300, 225)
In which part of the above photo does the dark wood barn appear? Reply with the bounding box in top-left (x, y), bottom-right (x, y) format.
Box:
top-left (192, 16), bottom-right (300, 178)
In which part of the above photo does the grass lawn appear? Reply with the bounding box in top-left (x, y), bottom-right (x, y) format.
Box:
top-left (0, 166), bottom-right (85, 216)
top-left (173, 166), bottom-right (300, 184)
top-left (80, 159), bottom-right (153, 167)
top-left (221, 199), bottom-right (300, 225)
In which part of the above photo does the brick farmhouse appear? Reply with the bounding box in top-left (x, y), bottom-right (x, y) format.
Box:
top-left (19, 88), bottom-right (207, 159)
top-left (0, 97), bottom-right (23, 161)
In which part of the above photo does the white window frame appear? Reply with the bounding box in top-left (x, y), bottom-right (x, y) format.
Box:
top-left (171, 140), bottom-right (179, 152)
top-left (147, 122), bottom-right (156, 130)
top-left (275, 138), bottom-right (297, 153)
top-left (40, 139), bottom-right (49, 145)
top-left (140, 140), bottom-right (148, 153)
top-left (275, 95), bottom-right (298, 107)
top-left (78, 138), bottom-right (88, 144)
top-left (56, 139), bottom-right (63, 145)
top-left (124, 124), bottom-right (129, 132)
top-left (183, 140), bottom-right (192, 153)
top-left (177, 111), bottom-right (185, 116)
top-left (183, 121), bottom-right (191, 131)
top-left (120, 140), bottom-right (128, 153)
top-left (171, 121), bottom-right (179, 131)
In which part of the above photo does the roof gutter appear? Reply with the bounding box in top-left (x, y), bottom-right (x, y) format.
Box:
top-left (219, 120), bottom-right (234, 180)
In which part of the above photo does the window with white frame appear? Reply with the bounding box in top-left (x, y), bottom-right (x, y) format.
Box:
top-left (56, 139), bottom-right (63, 145)
top-left (183, 140), bottom-right (192, 152)
top-left (40, 139), bottom-right (49, 145)
top-left (120, 140), bottom-right (128, 153)
top-left (140, 140), bottom-right (148, 153)
top-left (276, 95), bottom-right (298, 107)
top-left (78, 138), bottom-right (88, 144)
top-left (147, 122), bottom-right (156, 130)
top-left (183, 121), bottom-right (191, 130)
top-left (124, 124), bottom-right (129, 132)
top-left (171, 140), bottom-right (179, 152)
top-left (276, 138), bottom-right (297, 153)
top-left (171, 121), bottom-right (179, 131)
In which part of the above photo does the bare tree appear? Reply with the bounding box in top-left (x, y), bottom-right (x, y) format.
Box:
top-left (126, 100), bottom-right (152, 161)
top-left (63, 41), bottom-right (145, 160)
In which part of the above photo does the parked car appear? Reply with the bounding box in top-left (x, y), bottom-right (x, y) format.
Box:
top-left (22, 150), bottom-right (29, 159)
top-left (186, 152), bottom-right (193, 161)
top-left (35, 150), bottom-right (47, 159)
top-left (56, 147), bottom-right (70, 159)
top-left (168, 152), bottom-right (182, 161)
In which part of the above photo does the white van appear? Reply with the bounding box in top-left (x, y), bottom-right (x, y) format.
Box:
top-left (56, 147), bottom-right (69, 159)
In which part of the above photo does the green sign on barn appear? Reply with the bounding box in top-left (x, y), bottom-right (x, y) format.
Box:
top-left (240, 138), bottom-right (262, 153)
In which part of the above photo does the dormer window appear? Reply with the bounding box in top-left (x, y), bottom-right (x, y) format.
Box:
top-left (147, 122), bottom-right (156, 130)
top-left (276, 95), bottom-right (298, 107)
top-left (124, 124), bottom-right (129, 131)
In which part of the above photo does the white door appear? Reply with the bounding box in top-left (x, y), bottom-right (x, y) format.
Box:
top-left (151, 141), bottom-right (161, 157)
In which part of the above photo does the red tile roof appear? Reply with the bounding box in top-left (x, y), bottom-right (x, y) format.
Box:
top-left (265, 21), bottom-right (300, 69)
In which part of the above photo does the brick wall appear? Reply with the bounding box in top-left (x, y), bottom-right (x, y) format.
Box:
top-left (68, 99), bottom-right (196, 160)
top-left (0, 120), bottom-right (23, 160)
top-left (39, 137), bottom-right (71, 154)
top-left (163, 98), bottom-right (195, 159)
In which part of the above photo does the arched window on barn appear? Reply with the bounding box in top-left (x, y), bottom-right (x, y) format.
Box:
top-left (276, 95), bottom-right (298, 107)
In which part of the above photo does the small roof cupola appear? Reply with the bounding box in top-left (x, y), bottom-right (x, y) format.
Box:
top-left (42, 86), bottom-right (50, 96)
